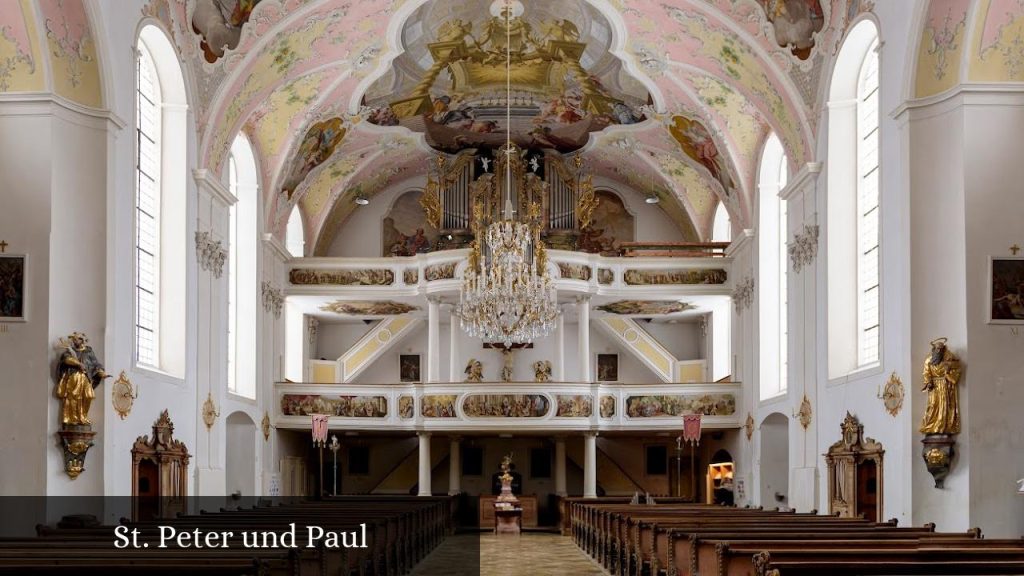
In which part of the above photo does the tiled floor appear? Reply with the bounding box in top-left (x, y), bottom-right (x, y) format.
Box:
top-left (411, 532), bottom-right (609, 576)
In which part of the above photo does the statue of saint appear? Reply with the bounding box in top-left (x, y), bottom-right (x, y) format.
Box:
top-left (55, 332), bottom-right (109, 426)
top-left (532, 360), bottom-right (552, 383)
top-left (919, 338), bottom-right (962, 435)
top-left (465, 358), bottom-right (484, 383)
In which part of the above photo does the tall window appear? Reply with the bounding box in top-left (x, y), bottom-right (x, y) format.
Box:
top-left (827, 20), bottom-right (881, 379)
top-left (134, 26), bottom-right (186, 377)
top-left (227, 135), bottom-right (259, 398)
top-left (856, 40), bottom-right (880, 366)
top-left (758, 134), bottom-right (788, 400)
top-left (135, 45), bottom-right (160, 367)
top-left (286, 206), bottom-right (304, 258)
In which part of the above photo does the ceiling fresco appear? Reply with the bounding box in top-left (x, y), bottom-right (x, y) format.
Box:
top-left (132, 0), bottom-right (887, 253)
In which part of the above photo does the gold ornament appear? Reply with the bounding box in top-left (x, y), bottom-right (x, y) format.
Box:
top-left (261, 411), bottom-right (272, 441)
top-left (744, 413), bottom-right (754, 441)
top-left (878, 372), bottom-right (904, 417)
top-left (111, 371), bottom-right (137, 420)
top-left (201, 392), bottom-right (220, 431)
top-left (794, 395), bottom-right (812, 429)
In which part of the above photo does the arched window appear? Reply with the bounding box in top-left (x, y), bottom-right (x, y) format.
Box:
top-left (712, 202), bottom-right (731, 243)
top-left (758, 133), bottom-right (788, 400)
top-left (827, 20), bottom-right (881, 379)
top-left (227, 134), bottom-right (259, 399)
top-left (135, 25), bottom-right (186, 377)
top-left (286, 206), bottom-right (305, 258)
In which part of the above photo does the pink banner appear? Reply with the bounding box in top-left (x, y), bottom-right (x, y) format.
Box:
top-left (682, 414), bottom-right (702, 444)
top-left (311, 414), bottom-right (329, 445)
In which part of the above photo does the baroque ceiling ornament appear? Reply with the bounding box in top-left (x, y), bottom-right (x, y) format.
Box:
top-left (788, 223), bottom-right (819, 273)
top-left (194, 231), bottom-right (227, 278)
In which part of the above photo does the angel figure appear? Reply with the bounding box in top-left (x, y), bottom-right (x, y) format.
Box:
top-left (533, 360), bottom-right (552, 383)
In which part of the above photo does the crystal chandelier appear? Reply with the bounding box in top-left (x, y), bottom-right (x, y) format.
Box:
top-left (456, 2), bottom-right (558, 347)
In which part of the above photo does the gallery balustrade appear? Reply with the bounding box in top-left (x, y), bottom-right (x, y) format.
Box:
top-left (273, 380), bottom-right (742, 432)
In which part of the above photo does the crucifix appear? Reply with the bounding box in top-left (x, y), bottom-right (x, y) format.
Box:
top-left (0, 240), bottom-right (7, 253)
top-left (483, 342), bottom-right (532, 382)
top-left (1011, 244), bottom-right (1021, 256)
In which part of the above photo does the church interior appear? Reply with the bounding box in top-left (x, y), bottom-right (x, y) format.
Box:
top-left (2, 0), bottom-right (1024, 573)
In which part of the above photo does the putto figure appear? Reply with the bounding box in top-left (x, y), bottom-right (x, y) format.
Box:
top-left (919, 338), bottom-right (962, 435)
top-left (55, 332), bottom-right (109, 426)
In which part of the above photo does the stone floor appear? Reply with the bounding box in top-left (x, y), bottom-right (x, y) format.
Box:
top-left (410, 532), bottom-right (609, 576)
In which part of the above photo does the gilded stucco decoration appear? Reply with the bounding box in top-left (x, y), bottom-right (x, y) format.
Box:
top-left (201, 392), bottom-right (220, 431)
top-left (261, 410), bottom-right (272, 441)
top-left (880, 372), bottom-right (905, 417)
top-left (111, 371), bottom-right (137, 420)
top-left (744, 412), bottom-right (754, 441)
top-left (795, 394), bottom-right (812, 429)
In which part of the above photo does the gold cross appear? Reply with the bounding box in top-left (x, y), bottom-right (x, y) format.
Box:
top-left (1012, 244), bottom-right (1021, 256)
top-left (0, 240), bottom-right (7, 253)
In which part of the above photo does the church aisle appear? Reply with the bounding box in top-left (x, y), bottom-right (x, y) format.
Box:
top-left (410, 532), bottom-right (609, 576)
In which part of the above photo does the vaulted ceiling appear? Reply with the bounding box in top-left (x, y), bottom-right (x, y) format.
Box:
top-left (147, 0), bottom-right (877, 254)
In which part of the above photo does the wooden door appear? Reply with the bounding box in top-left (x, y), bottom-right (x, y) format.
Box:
top-left (856, 460), bottom-right (878, 522)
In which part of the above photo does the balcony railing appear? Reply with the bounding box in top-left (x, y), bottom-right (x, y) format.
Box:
top-left (273, 381), bottom-right (742, 432)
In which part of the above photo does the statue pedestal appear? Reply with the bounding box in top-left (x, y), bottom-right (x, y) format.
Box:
top-left (922, 433), bottom-right (955, 488)
top-left (57, 425), bottom-right (96, 480)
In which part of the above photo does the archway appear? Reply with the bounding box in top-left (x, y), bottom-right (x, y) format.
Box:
top-left (759, 412), bottom-right (790, 510)
top-left (225, 411), bottom-right (259, 501)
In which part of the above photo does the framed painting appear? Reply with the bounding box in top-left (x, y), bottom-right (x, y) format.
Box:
top-left (597, 353), bottom-right (619, 382)
top-left (988, 256), bottom-right (1024, 324)
top-left (399, 354), bottom-right (421, 382)
top-left (0, 254), bottom-right (26, 322)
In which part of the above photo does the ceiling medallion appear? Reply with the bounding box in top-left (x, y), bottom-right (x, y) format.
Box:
top-left (202, 392), bottom-right (220, 431)
top-left (111, 371), bottom-right (137, 420)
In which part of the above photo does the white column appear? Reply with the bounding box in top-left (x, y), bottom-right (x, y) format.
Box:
top-left (554, 436), bottom-right (567, 496)
top-left (583, 433), bottom-right (597, 498)
top-left (448, 436), bottom-right (461, 495)
top-left (449, 305), bottom-right (459, 382)
top-left (555, 309), bottom-right (565, 381)
top-left (418, 432), bottom-right (432, 496)
top-left (427, 297), bottom-right (440, 382)
top-left (577, 296), bottom-right (591, 382)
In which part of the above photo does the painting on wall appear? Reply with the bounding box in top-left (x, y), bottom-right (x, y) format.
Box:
top-left (398, 395), bottom-right (415, 419)
top-left (555, 395), bottom-right (593, 417)
top-left (596, 300), bottom-right (694, 315)
top-left (597, 354), bottom-right (618, 382)
top-left (280, 117), bottom-right (346, 199)
top-left (400, 354), bottom-right (421, 382)
top-left (668, 115), bottom-right (735, 195)
top-left (280, 394), bottom-right (388, 417)
top-left (989, 256), bottom-right (1024, 323)
top-left (191, 0), bottom-right (263, 63)
top-left (0, 254), bottom-right (26, 322)
top-left (599, 395), bottom-right (616, 418)
top-left (625, 393), bottom-right (737, 417)
top-left (754, 0), bottom-right (825, 60)
top-left (321, 300), bottom-right (419, 315)
top-left (383, 191), bottom-right (439, 256)
top-left (577, 191), bottom-right (635, 254)
top-left (462, 394), bottom-right (550, 418)
top-left (422, 394), bottom-right (458, 417)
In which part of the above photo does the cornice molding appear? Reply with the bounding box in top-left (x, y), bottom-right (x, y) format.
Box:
top-left (725, 229), bottom-right (754, 258)
top-left (193, 169), bottom-right (237, 206)
top-left (893, 83), bottom-right (1024, 121)
top-left (779, 162), bottom-right (822, 201)
top-left (262, 233), bottom-right (293, 263)
top-left (0, 93), bottom-right (126, 130)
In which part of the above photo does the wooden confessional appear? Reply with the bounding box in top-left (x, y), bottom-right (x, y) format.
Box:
top-left (131, 410), bottom-right (190, 520)
top-left (825, 412), bottom-right (884, 522)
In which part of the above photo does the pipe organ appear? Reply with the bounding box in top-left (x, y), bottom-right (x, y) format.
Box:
top-left (422, 148), bottom-right (597, 250)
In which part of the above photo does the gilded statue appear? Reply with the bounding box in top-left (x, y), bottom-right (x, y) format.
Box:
top-left (919, 338), bottom-right (962, 435)
top-left (533, 360), bottom-right (552, 383)
top-left (476, 6), bottom-right (539, 64)
top-left (55, 332), bottom-right (109, 426)
top-left (465, 358), bottom-right (484, 383)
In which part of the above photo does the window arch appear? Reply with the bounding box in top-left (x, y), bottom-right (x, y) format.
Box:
top-left (712, 202), bottom-right (731, 243)
top-left (135, 25), bottom-right (186, 377)
top-left (827, 20), bottom-right (881, 378)
top-left (227, 134), bottom-right (259, 399)
top-left (286, 205), bottom-right (305, 258)
top-left (758, 133), bottom-right (788, 400)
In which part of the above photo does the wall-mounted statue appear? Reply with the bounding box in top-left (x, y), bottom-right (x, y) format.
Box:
top-left (919, 337), bottom-right (962, 488)
top-left (54, 332), bottom-right (109, 479)
top-left (533, 360), bottom-right (552, 383)
top-left (465, 358), bottom-right (484, 383)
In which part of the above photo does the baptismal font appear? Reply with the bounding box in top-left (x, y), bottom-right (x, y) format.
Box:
top-left (493, 453), bottom-right (522, 534)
